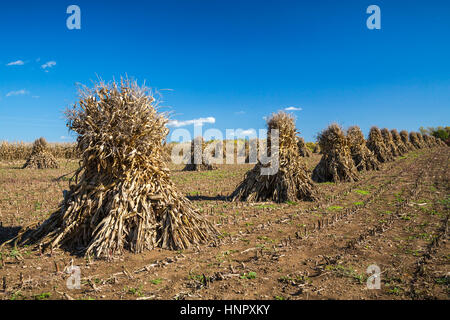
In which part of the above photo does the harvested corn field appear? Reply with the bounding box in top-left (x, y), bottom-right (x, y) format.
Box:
top-left (2, 1), bottom-right (450, 307)
top-left (1, 139), bottom-right (448, 300)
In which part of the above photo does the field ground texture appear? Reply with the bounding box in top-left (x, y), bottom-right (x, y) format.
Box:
top-left (0, 147), bottom-right (448, 300)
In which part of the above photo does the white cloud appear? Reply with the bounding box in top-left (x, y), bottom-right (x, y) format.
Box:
top-left (32, 95), bottom-right (40, 99)
top-left (6, 89), bottom-right (29, 97)
top-left (284, 106), bottom-right (302, 111)
top-left (41, 61), bottom-right (56, 69)
top-left (235, 111), bottom-right (245, 115)
top-left (236, 129), bottom-right (257, 137)
top-left (167, 116), bottom-right (216, 127)
top-left (6, 60), bottom-right (25, 66)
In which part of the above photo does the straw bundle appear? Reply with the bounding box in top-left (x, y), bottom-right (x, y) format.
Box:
top-left (428, 135), bottom-right (438, 146)
top-left (400, 130), bottom-right (415, 151)
top-left (409, 132), bottom-right (423, 149)
top-left (22, 137), bottom-right (59, 169)
top-left (204, 140), bottom-right (222, 163)
top-left (296, 137), bottom-right (312, 157)
top-left (231, 112), bottom-right (317, 203)
top-left (346, 126), bottom-right (380, 171)
top-left (435, 136), bottom-right (447, 147)
top-left (431, 135), bottom-right (445, 147)
top-left (312, 124), bottom-right (359, 182)
top-left (244, 138), bottom-right (259, 164)
top-left (381, 128), bottom-right (400, 157)
top-left (390, 129), bottom-right (409, 155)
top-left (417, 133), bottom-right (426, 147)
top-left (221, 140), bottom-right (248, 163)
top-left (313, 144), bottom-right (321, 154)
top-left (17, 79), bottom-right (217, 258)
top-left (367, 127), bottom-right (395, 163)
top-left (183, 136), bottom-right (217, 171)
top-left (161, 142), bottom-right (173, 163)
top-left (422, 134), bottom-right (436, 148)
top-left (417, 132), bottom-right (427, 148)
top-left (207, 140), bottom-right (224, 162)
top-left (238, 139), bottom-right (249, 163)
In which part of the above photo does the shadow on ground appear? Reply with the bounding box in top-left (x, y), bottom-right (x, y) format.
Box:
top-left (186, 195), bottom-right (229, 201)
top-left (0, 225), bottom-right (21, 244)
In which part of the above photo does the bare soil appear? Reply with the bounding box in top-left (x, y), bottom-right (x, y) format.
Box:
top-left (0, 148), bottom-right (448, 300)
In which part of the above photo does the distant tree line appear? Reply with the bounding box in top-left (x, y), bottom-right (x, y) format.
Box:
top-left (419, 126), bottom-right (450, 145)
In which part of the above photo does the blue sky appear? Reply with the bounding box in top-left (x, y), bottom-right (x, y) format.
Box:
top-left (1, 0), bottom-right (449, 142)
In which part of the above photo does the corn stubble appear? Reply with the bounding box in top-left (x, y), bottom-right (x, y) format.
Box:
top-left (22, 137), bottom-right (59, 169)
top-left (312, 124), bottom-right (359, 182)
top-left (231, 112), bottom-right (317, 203)
top-left (346, 126), bottom-right (380, 171)
top-left (16, 79), bottom-right (217, 258)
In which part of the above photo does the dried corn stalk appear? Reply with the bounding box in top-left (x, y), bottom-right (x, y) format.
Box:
top-left (422, 134), bottom-right (436, 148)
top-left (16, 79), bottom-right (217, 258)
top-left (183, 136), bottom-right (217, 171)
top-left (381, 128), bottom-right (400, 158)
top-left (244, 138), bottom-right (259, 164)
top-left (367, 126), bottom-right (395, 163)
top-left (313, 144), bottom-right (321, 154)
top-left (417, 133), bottom-right (426, 148)
top-left (22, 137), bottom-right (59, 169)
top-left (409, 132), bottom-right (424, 149)
top-left (390, 129), bottom-right (409, 155)
top-left (296, 137), bottom-right (312, 157)
top-left (312, 124), bottom-right (359, 182)
top-left (400, 130), bottom-right (415, 151)
top-left (435, 136), bottom-right (447, 147)
top-left (346, 126), bottom-right (380, 171)
top-left (231, 112), bottom-right (317, 203)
